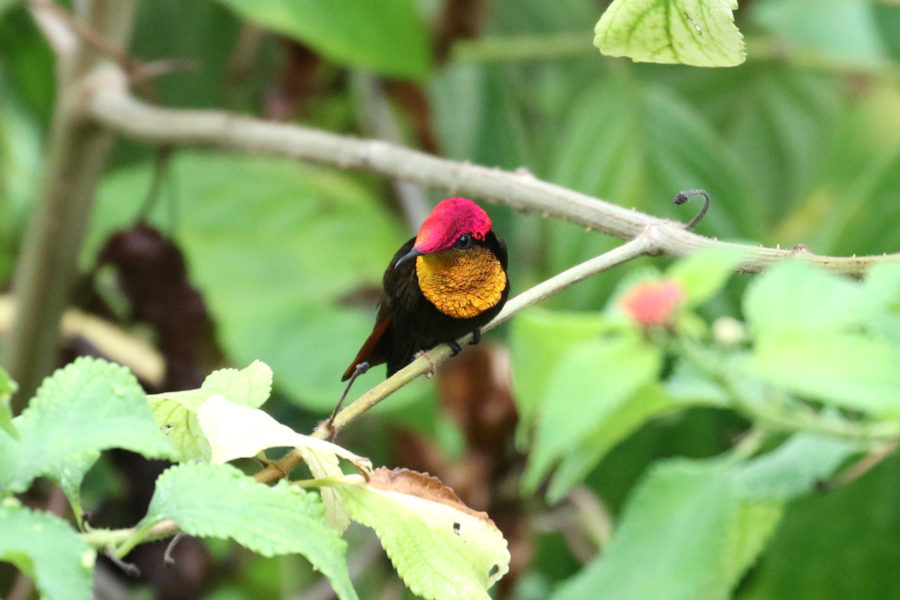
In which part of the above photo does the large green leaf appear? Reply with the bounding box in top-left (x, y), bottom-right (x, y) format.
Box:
top-left (554, 459), bottom-right (781, 600)
top-left (523, 332), bottom-right (661, 493)
top-left (744, 260), bottom-right (892, 334)
top-left (739, 454), bottom-right (900, 600)
top-left (509, 308), bottom-right (615, 444)
top-left (92, 153), bottom-right (406, 412)
top-left (595, 0), bottom-right (745, 67)
top-left (0, 357), bottom-right (172, 493)
top-left (546, 383), bottom-right (674, 503)
top-left (216, 0), bottom-right (430, 79)
top-left (0, 501), bottom-right (94, 600)
top-left (137, 462), bottom-right (357, 600)
top-left (747, 331), bottom-right (900, 419)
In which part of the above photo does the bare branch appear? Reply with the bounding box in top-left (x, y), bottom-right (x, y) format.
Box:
top-left (81, 71), bottom-right (900, 277)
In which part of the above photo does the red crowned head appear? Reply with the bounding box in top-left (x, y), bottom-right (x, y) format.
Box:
top-left (413, 197), bottom-right (492, 254)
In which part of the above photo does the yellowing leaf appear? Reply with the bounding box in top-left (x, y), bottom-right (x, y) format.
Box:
top-left (336, 468), bottom-right (510, 600)
top-left (196, 395), bottom-right (371, 472)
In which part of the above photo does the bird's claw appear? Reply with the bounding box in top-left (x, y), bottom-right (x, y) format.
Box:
top-left (447, 340), bottom-right (462, 356)
top-left (470, 328), bottom-right (482, 345)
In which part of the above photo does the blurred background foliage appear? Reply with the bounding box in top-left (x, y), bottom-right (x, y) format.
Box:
top-left (2, 0), bottom-right (900, 598)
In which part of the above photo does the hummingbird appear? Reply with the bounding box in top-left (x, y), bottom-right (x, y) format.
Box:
top-left (342, 197), bottom-right (509, 382)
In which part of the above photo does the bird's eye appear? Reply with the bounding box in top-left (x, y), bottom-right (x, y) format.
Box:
top-left (456, 234), bottom-right (472, 249)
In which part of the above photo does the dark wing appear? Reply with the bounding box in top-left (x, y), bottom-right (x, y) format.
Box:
top-left (341, 313), bottom-right (392, 380)
top-left (340, 236), bottom-right (417, 381)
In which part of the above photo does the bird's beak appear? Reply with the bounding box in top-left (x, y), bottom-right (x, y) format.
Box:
top-left (394, 247), bottom-right (423, 270)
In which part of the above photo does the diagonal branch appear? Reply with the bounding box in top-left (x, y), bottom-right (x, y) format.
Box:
top-left (80, 67), bottom-right (900, 277)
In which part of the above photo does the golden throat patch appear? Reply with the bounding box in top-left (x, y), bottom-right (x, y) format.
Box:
top-left (415, 246), bottom-right (506, 319)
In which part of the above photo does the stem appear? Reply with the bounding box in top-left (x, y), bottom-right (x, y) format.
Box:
top-left (6, 0), bottom-right (138, 412)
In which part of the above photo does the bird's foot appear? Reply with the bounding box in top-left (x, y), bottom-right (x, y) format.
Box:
top-left (447, 340), bottom-right (462, 356)
top-left (470, 328), bottom-right (482, 345)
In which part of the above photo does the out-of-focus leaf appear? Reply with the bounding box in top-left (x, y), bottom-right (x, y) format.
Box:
top-left (0, 357), bottom-right (172, 493)
top-left (336, 468), bottom-right (510, 600)
top-left (735, 434), bottom-right (857, 500)
top-left (0, 365), bottom-right (16, 436)
top-left (747, 331), bottom-right (900, 420)
top-left (546, 383), bottom-right (675, 503)
top-left (554, 459), bottom-right (780, 600)
top-left (0, 501), bottom-right (95, 600)
top-left (523, 333), bottom-right (661, 493)
top-left (509, 308), bottom-right (614, 444)
top-left (216, 0), bottom-right (430, 79)
top-left (138, 463), bottom-right (357, 600)
top-left (91, 153), bottom-right (407, 412)
top-left (752, 0), bottom-right (888, 68)
top-left (744, 260), bottom-right (890, 334)
top-left (595, 0), bottom-right (745, 67)
top-left (739, 454), bottom-right (900, 600)
top-left (667, 247), bottom-right (744, 307)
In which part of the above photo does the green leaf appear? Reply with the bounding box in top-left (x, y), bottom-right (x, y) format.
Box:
top-left (92, 153), bottom-right (407, 412)
top-left (667, 246), bottom-right (745, 307)
top-left (509, 309), bottom-right (615, 444)
top-left (0, 501), bottom-right (95, 600)
top-left (752, 0), bottom-right (888, 69)
top-left (523, 333), bottom-right (661, 493)
top-left (554, 459), bottom-right (781, 600)
top-left (201, 360), bottom-right (273, 409)
top-left (0, 357), bottom-right (172, 492)
top-left (336, 468), bottom-right (510, 600)
top-left (138, 463), bottom-right (357, 600)
top-left (744, 260), bottom-right (889, 334)
top-left (216, 0), bottom-right (430, 79)
top-left (0, 364), bottom-right (16, 436)
top-left (746, 331), bottom-right (900, 419)
top-left (736, 434), bottom-right (857, 500)
top-left (595, 0), bottom-right (746, 67)
top-left (546, 383), bottom-right (675, 503)
top-left (148, 389), bottom-right (213, 462)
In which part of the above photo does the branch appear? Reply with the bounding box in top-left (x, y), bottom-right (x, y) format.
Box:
top-left (81, 70), bottom-right (900, 276)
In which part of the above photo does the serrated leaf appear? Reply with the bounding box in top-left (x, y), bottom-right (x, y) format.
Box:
top-left (554, 459), bottom-right (780, 600)
top-left (201, 360), bottom-right (273, 408)
top-left (667, 246), bottom-right (745, 307)
top-left (336, 468), bottom-right (510, 600)
top-left (139, 462), bottom-right (357, 600)
top-left (148, 389), bottom-right (213, 462)
top-left (0, 502), bottom-right (95, 600)
top-left (196, 394), bottom-right (371, 531)
top-left (216, 0), bottom-right (430, 79)
top-left (595, 0), bottom-right (746, 67)
top-left (524, 333), bottom-right (661, 493)
top-left (0, 357), bottom-right (172, 492)
top-left (0, 364), bottom-right (16, 436)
